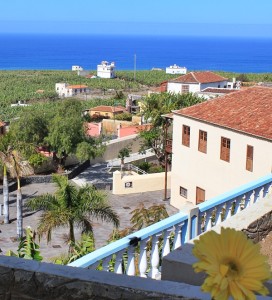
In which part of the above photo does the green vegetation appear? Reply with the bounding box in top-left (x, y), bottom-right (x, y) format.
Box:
top-left (6, 227), bottom-right (43, 261)
top-left (26, 174), bottom-right (119, 245)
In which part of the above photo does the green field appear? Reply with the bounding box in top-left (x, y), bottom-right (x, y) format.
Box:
top-left (0, 69), bottom-right (271, 121)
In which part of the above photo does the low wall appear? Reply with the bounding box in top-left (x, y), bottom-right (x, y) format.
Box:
top-left (162, 196), bottom-right (272, 295)
top-left (112, 171), bottom-right (171, 195)
top-left (0, 256), bottom-right (210, 300)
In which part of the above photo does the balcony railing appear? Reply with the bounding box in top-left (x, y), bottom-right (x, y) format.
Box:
top-left (69, 174), bottom-right (272, 279)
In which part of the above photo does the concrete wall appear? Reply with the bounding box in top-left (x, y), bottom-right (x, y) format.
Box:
top-left (200, 80), bottom-right (228, 90)
top-left (112, 171), bottom-right (171, 195)
top-left (167, 82), bottom-right (200, 94)
top-left (170, 114), bottom-right (272, 209)
top-left (0, 256), bottom-right (210, 300)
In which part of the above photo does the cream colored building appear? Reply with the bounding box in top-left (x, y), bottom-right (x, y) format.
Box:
top-left (55, 83), bottom-right (89, 98)
top-left (170, 86), bottom-right (272, 209)
top-left (97, 61), bottom-right (116, 78)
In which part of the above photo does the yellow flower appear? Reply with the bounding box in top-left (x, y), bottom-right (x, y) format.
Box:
top-left (192, 227), bottom-right (271, 300)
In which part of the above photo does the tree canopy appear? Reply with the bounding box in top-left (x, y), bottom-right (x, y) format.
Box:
top-left (139, 92), bottom-right (203, 165)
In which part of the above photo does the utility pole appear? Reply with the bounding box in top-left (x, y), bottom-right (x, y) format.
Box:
top-left (134, 54), bottom-right (136, 81)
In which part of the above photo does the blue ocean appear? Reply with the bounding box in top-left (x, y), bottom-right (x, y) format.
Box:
top-left (0, 34), bottom-right (272, 73)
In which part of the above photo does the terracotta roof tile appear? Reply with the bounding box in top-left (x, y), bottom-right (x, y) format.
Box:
top-left (90, 105), bottom-right (126, 113)
top-left (170, 71), bottom-right (228, 84)
top-left (67, 84), bottom-right (88, 89)
top-left (175, 86), bottom-right (272, 140)
top-left (200, 88), bottom-right (238, 94)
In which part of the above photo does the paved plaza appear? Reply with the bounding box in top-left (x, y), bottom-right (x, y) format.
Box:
top-left (0, 180), bottom-right (178, 262)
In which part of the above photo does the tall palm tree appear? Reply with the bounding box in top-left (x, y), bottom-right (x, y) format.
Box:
top-left (26, 175), bottom-right (120, 245)
top-left (0, 147), bottom-right (33, 231)
top-left (0, 158), bottom-right (10, 224)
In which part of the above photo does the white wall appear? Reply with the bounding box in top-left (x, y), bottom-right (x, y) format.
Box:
top-left (200, 80), bottom-right (228, 90)
top-left (170, 114), bottom-right (272, 209)
top-left (166, 67), bottom-right (187, 74)
top-left (167, 82), bottom-right (200, 94)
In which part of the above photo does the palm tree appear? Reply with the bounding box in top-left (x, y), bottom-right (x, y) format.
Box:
top-left (0, 146), bottom-right (33, 233)
top-left (26, 175), bottom-right (120, 245)
top-left (9, 149), bottom-right (34, 238)
top-left (0, 153), bottom-right (10, 224)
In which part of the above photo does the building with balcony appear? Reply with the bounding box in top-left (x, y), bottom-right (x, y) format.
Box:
top-left (97, 61), bottom-right (116, 78)
top-left (170, 86), bottom-right (272, 208)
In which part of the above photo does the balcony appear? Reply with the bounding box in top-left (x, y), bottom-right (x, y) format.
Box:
top-left (69, 174), bottom-right (272, 278)
top-left (1, 174), bottom-right (272, 299)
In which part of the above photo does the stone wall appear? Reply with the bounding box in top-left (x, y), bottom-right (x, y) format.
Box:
top-left (243, 210), bottom-right (272, 243)
top-left (0, 256), bottom-right (209, 300)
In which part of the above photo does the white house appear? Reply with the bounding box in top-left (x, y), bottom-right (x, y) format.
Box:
top-left (72, 65), bottom-right (83, 71)
top-left (167, 71), bottom-right (228, 94)
top-left (97, 61), bottom-right (116, 79)
top-left (166, 64), bottom-right (187, 75)
top-left (55, 83), bottom-right (89, 98)
top-left (170, 86), bottom-right (272, 209)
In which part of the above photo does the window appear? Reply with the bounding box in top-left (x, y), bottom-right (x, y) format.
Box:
top-left (198, 130), bottom-right (207, 153)
top-left (246, 145), bottom-right (254, 172)
top-left (220, 137), bottom-right (231, 162)
top-left (181, 85), bottom-right (189, 93)
top-left (180, 186), bottom-right (188, 198)
top-left (182, 125), bottom-right (190, 147)
top-left (196, 187), bottom-right (205, 204)
top-left (218, 84), bottom-right (221, 88)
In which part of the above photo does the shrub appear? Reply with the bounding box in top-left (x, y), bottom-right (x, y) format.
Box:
top-left (114, 112), bottom-right (132, 121)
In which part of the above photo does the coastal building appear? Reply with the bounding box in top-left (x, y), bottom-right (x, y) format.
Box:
top-left (170, 86), bottom-right (272, 209)
top-left (166, 64), bottom-right (187, 75)
top-left (97, 61), bottom-right (116, 78)
top-left (89, 105), bottom-right (126, 119)
top-left (72, 65), bottom-right (83, 71)
top-left (166, 71), bottom-right (228, 94)
top-left (55, 83), bottom-right (89, 98)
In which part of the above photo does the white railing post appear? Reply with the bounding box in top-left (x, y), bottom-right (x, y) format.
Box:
top-left (138, 238), bottom-right (149, 278)
top-left (262, 183), bottom-right (271, 199)
top-left (126, 245), bottom-right (136, 276)
top-left (234, 195), bottom-right (243, 214)
top-left (161, 228), bottom-right (172, 258)
top-left (148, 233), bottom-right (161, 279)
top-left (204, 209), bottom-right (213, 232)
top-left (253, 187), bottom-right (262, 204)
top-left (114, 250), bottom-right (124, 274)
top-left (173, 223), bottom-right (183, 249)
top-left (225, 201), bottom-right (233, 220)
top-left (214, 205), bottom-right (224, 225)
top-left (244, 191), bottom-right (253, 208)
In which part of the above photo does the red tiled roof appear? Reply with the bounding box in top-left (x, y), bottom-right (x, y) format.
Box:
top-left (67, 84), bottom-right (88, 89)
top-left (90, 105), bottom-right (126, 113)
top-left (200, 88), bottom-right (238, 94)
top-left (175, 86), bottom-right (272, 140)
top-left (170, 71), bottom-right (228, 84)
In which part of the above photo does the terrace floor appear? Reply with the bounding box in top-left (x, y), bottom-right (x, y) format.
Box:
top-left (0, 182), bottom-right (178, 262)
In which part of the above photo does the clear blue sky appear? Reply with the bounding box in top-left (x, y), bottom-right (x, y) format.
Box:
top-left (1, 0), bottom-right (272, 37)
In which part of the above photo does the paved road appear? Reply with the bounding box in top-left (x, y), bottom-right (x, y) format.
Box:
top-left (0, 181), bottom-right (178, 262)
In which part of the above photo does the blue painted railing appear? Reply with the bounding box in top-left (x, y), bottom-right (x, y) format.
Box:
top-left (69, 174), bottom-right (272, 279)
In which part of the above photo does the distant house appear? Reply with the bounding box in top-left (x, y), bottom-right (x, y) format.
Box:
top-left (11, 100), bottom-right (30, 107)
top-left (166, 64), bottom-right (187, 75)
top-left (97, 61), bottom-right (116, 79)
top-left (89, 105), bottom-right (126, 119)
top-left (55, 83), bottom-right (89, 98)
top-left (166, 71), bottom-right (228, 94)
top-left (72, 65), bottom-right (83, 71)
top-left (126, 94), bottom-right (142, 114)
top-left (170, 86), bottom-right (272, 209)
